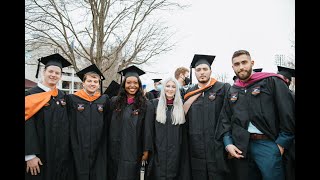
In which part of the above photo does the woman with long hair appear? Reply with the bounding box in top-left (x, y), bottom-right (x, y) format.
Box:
top-left (108, 65), bottom-right (154, 180)
top-left (149, 77), bottom-right (190, 180)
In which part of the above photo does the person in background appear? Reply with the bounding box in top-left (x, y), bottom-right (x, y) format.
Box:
top-left (104, 80), bottom-right (121, 99)
top-left (183, 54), bottom-right (231, 180)
top-left (277, 66), bottom-right (295, 90)
top-left (149, 79), bottom-right (162, 99)
top-left (143, 84), bottom-right (155, 100)
top-left (174, 67), bottom-right (190, 87)
top-left (108, 65), bottom-right (154, 180)
top-left (217, 50), bottom-right (295, 180)
top-left (67, 64), bottom-right (111, 180)
top-left (25, 53), bottom-right (75, 180)
top-left (277, 65), bottom-right (295, 180)
top-left (174, 67), bottom-right (191, 99)
top-left (148, 77), bottom-right (190, 180)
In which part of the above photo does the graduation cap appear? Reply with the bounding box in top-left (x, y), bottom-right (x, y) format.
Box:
top-left (76, 64), bottom-right (105, 82)
top-left (152, 79), bottom-right (162, 83)
top-left (118, 65), bottom-right (145, 82)
top-left (36, 53), bottom-right (72, 78)
top-left (76, 64), bottom-right (105, 94)
top-left (253, 68), bottom-right (263, 72)
top-left (233, 75), bottom-right (238, 81)
top-left (277, 66), bottom-right (295, 81)
top-left (104, 80), bottom-right (120, 98)
top-left (189, 54), bottom-right (216, 83)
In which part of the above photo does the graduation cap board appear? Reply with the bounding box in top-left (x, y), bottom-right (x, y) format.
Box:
top-left (277, 66), bottom-right (295, 81)
top-left (118, 65), bottom-right (145, 82)
top-left (76, 64), bottom-right (105, 82)
top-left (189, 54), bottom-right (216, 83)
top-left (152, 79), bottom-right (162, 83)
top-left (76, 64), bottom-right (105, 94)
top-left (253, 68), bottom-right (263, 72)
top-left (36, 53), bottom-right (72, 78)
top-left (104, 80), bottom-right (120, 98)
top-left (233, 75), bottom-right (238, 81)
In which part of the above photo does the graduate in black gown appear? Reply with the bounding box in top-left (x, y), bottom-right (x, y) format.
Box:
top-left (25, 53), bottom-right (75, 180)
top-left (67, 64), bottom-right (111, 180)
top-left (149, 77), bottom-right (190, 180)
top-left (108, 65), bottom-right (154, 180)
top-left (148, 78), bottom-right (162, 99)
top-left (104, 80), bottom-right (121, 98)
top-left (217, 50), bottom-right (295, 180)
top-left (142, 84), bottom-right (155, 100)
top-left (183, 54), bottom-right (231, 180)
top-left (277, 66), bottom-right (295, 180)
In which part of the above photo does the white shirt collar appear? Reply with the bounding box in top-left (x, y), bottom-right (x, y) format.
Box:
top-left (37, 82), bottom-right (52, 92)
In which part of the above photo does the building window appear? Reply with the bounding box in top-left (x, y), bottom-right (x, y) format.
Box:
top-left (62, 81), bottom-right (70, 89)
top-left (62, 72), bottom-right (72, 76)
top-left (74, 82), bottom-right (81, 90)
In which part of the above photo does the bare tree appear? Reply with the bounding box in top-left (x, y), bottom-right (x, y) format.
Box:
top-left (287, 30), bottom-right (295, 68)
top-left (213, 72), bottom-right (230, 83)
top-left (25, 0), bottom-right (186, 86)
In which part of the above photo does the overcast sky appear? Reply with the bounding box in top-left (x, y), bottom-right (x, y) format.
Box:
top-left (140, 0), bottom-right (295, 90)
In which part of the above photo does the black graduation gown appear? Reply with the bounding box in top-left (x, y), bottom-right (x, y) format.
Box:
top-left (149, 99), bottom-right (190, 180)
top-left (283, 90), bottom-right (295, 180)
top-left (66, 94), bottom-right (110, 180)
top-left (145, 91), bottom-right (155, 100)
top-left (108, 96), bottom-right (154, 180)
top-left (217, 76), bottom-right (295, 180)
top-left (184, 81), bottom-right (230, 180)
top-left (149, 89), bottom-right (160, 99)
top-left (25, 86), bottom-right (74, 180)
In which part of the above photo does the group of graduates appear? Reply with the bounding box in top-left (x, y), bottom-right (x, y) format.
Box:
top-left (25, 49), bottom-right (295, 180)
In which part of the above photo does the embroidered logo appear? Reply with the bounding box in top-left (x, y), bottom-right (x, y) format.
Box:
top-left (208, 92), bottom-right (216, 101)
top-left (77, 104), bottom-right (85, 111)
top-left (251, 86), bottom-right (261, 96)
top-left (60, 99), bottom-right (66, 106)
top-left (230, 93), bottom-right (238, 102)
top-left (132, 109), bottom-right (140, 115)
top-left (97, 104), bottom-right (103, 112)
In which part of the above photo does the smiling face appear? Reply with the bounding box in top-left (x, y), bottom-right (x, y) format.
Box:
top-left (42, 65), bottom-right (62, 88)
top-left (232, 54), bottom-right (254, 81)
top-left (164, 80), bottom-right (176, 99)
top-left (82, 73), bottom-right (100, 94)
top-left (125, 76), bottom-right (139, 97)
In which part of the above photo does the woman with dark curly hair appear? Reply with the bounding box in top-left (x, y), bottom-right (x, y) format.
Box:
top-left (108, 65), bottom-right (154, 180)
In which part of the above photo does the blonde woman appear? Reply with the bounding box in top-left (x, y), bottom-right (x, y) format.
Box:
top-left (149, 77), bottom-right (190, 180)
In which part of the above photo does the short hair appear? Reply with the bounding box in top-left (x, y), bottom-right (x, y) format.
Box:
top-left (174, 67), bottom-right (189, 79)
top-left (83, 72), bottom-right (100, 83)
top-left (232, 50), bottom-right (251, 60)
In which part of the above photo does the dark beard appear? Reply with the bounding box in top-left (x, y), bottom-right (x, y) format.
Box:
top-left (198, 79), bottom-right (210, 84)
top-left (236, 67), bottom-right (253, 80)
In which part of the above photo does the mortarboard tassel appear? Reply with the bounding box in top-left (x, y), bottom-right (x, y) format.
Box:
top-left (35, 59), bottom-right (41, 78)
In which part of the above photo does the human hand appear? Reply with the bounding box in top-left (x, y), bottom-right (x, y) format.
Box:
top-left (277, 144), bottom-right (284, 156)
top-left (26, 157), bottom-right (43, 175)
top-left (141, 151), bottom-right (149, 161)
top-left (226, 144), bottom-right (244, 159)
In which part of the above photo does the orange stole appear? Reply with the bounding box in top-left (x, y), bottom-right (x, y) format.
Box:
top-left (184, 78), bottom-right (217, 100)
top-left (25, 88), bottom-right (58, 121)
top-left (74, 89), bottom-right (101, 102)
